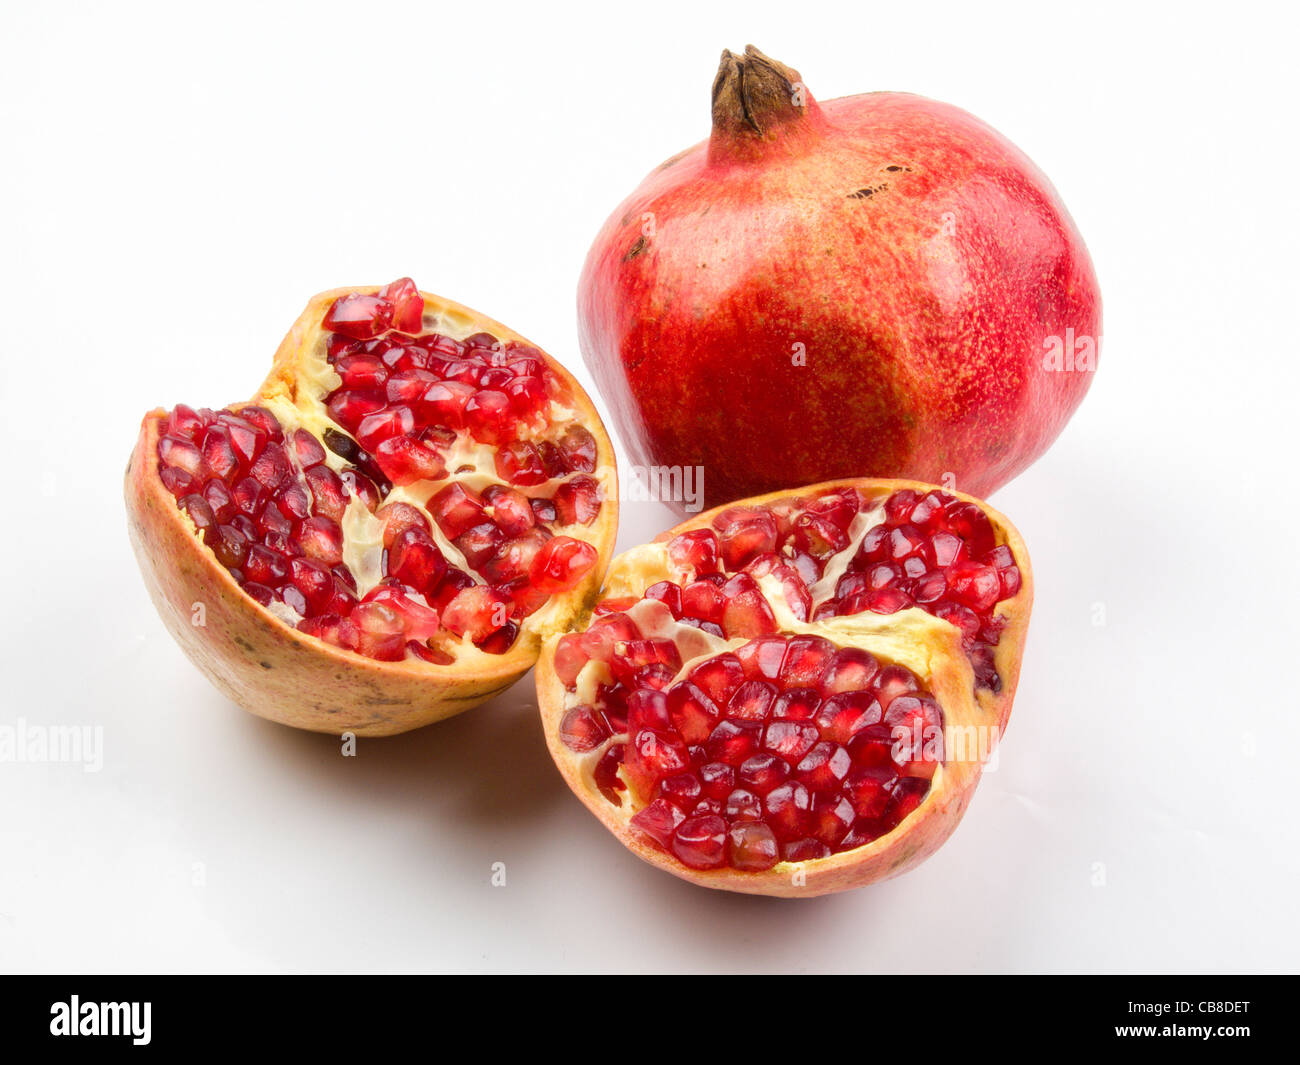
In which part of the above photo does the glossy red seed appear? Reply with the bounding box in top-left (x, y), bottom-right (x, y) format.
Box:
top-left (810, 794), bottom-right (856, 847)
top-left (441, 585), bottom-right (510, 640)
top-left (726, 680), bottom-right (777, 722)
top-left (643, 581), bottom-right (684, 619)
top-left (665, 682), bottom-right (719, 744)
top-left (771, 688), bottom-right (820, 721)
top-left (698, 762), bottom-right (735, 800)
top-left (303, 465), bottom-right (346, 521)
top-left (557, 425), bottom-right (597, 472)
top-left (845, 765), bottom-right (898, 819)
top-left (688, 654), bottom-right (745, 707)
top-left (720, 573), bottom-right (779, 639)
top-left (334, 353), bottom-right (389, 390)
top-left (796, 741), bottom-right (853, 793)
top-left (249, 447), bottom-right (294, 492)
top-left (657, 772), bottom-right (702, 811)
top-left (288, 557), bottom-right (335, 615)
top-left (208, 524), bottom-right (249, 569)
top-left (325, 293), bottom-right (394, 339)
top-left (200, 425), bottom-right (242, 482)
top-left (712, 506), bottom-right (779, 570)
top-left (627, 688), bottom-right (672, 735)
top-left (159, 435), bottom-right (203, 476)
top-left (815, 691), bottom-right (882, 744)
top-left (792, 512), bottom-right (848, 557)
top-left (631, 799), bottom-right (686, 849)
top-left (165, 404), bottom-right (206, 440)
top-left (763, 720), bottom-right (820, 762)
top-left (529, 536), bottom-right (597, 594)
top-left (428, 483), bottom-right (486, 538)
top-left (819, 648), bottom-right (880, 695)
top-left (884, 695), bottom-right (945, 777)
top-left (159, 465), bottom-right (199, 497)
top-left (680, 578), bottom-right (726, 624)
top-left (493, 440), bottom-right (548, 485)
top-left (559, 704), bottom-right (611, 752)
top-left (734, 636), bottom-right (787, 681)
top-left (464, 389), bottom-right (515, 444)
top-left (862, 586), bottom-right (914, 614)
top-left (387, 527), bottom-right (447, 597)
top-left (727, 821), bottom-right (779, 871)
top-left (338, 469), bottom-right (381, 511)
top-left (671, 815), bottom-right (727, 870)
top-left (667, 529), bottom-right (722, 574)
top-left (296, 515), bottom-right (344, 565)
top-left (244, 544), bottom-right (289, 586)
top-left (373, 435), bottom-right (445, 484)
top-left (706, 719), bottom-right (762, 766)
top-left (552, 475), bottom-right (602, 525)
top-left (378, 278), bottom-right (423, 333)
top-left (764, 781), bottom-right (812, 841)
top-left (946, 561), bottom-right (1002, 611)
top-left (778, 635), bottom-right (836, 688)
top-left (325, 389), bottom-right (386, 433)
top-left (871, 665), bottom-right (917, 709)
top-left (627, 728), bottom-right (690, 792)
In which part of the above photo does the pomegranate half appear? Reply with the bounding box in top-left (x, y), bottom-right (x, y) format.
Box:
top-left (536, 480), bottom-right (1030, 896)
top-left (578, 46), bottom-right (1101, 510)
top-left (127, 280), bottom-right (618, 736)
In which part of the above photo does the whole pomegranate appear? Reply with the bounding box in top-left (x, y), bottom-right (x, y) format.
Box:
top-left (578, 46), bottom-right (1100, 510)
top-left (537, 479), bottom-right (1031, 896)
top-left (127, 280), bottom-right (618, 736)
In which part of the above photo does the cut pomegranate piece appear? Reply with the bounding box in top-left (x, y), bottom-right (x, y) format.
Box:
top-left (538, 478), bottom-right (1030, 895)
top-left (130, 278), bottom-right (615, 736)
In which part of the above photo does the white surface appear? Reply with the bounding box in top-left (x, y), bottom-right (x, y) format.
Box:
top-left (1, 0), bottom-right (1297, 973)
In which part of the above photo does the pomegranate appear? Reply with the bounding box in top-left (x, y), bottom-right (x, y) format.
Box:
top-left (536, 480), bottom-right (1031, 896)
top-left (578, 46), bottom-right (1100, 510)
top-left (126, 280), bottom-right (618, 736)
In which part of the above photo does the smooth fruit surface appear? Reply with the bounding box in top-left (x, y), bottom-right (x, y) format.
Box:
top-left (578, 46), bottom-right (1101, 511)
top-left (536, 479), bottom-right (1031, 896)
top-left (127, 280), bottom-right (618, 735)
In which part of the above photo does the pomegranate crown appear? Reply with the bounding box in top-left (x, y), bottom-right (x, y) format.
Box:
top-left (709, 45), bottom-right (823, 161)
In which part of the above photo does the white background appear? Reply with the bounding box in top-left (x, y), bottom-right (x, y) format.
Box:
top-left (1, 0), bottom-right (1296, 973)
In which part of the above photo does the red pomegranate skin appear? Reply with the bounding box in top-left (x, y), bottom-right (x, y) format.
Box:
top-left (578, 48), bottom-right (1101, 510)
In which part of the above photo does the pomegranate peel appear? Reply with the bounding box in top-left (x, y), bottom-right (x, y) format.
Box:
top-left (127, 282), bottom-right (618, 736)
top-left (536, 479), bottom-right (1031, 896)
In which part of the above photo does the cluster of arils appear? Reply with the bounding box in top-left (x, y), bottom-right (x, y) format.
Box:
top-left (152, 279), bottom-right (606, 662)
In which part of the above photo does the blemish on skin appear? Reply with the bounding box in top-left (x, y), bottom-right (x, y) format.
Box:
top-left (848, 182), bottom-right (890, 200)
top-left (259, 661), bottom-right (273, 670)
top-left (624, 236), bottom-right (648, 261)
top-left (884, 165), bottom-right (911, 173)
